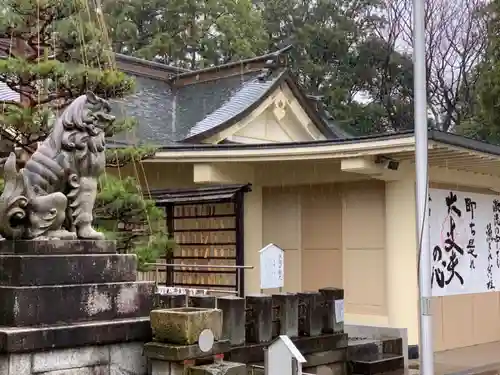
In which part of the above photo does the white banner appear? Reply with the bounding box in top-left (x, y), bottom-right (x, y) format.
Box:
top-left (429, 188), bottom-right (500, 296)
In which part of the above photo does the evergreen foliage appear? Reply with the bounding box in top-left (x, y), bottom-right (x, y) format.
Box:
top-left (0, 0), bottom-right (171, 268)
top-left (95, 175), bottom-right (174, 271)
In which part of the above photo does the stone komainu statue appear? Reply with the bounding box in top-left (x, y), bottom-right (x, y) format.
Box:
top-left (0, 92), bottom-right (115, 240)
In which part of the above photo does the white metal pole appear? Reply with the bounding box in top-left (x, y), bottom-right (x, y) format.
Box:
top-left (413, 0), bottom-right (433, 372)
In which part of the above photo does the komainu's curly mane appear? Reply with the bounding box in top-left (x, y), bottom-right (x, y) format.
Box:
top-left (51, 92), bottom-right (112, 153)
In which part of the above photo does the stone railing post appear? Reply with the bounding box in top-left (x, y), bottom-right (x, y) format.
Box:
top-left (272, 293), bottom-right (299, 338)
top-left (217, 296), bottom-right (246, 346)
top-left (319, 287), bottom-right (344, 334)
top-left (297, 291), bottom-right (323, 337)
top-left (245, 294), bottom-right (273, 343)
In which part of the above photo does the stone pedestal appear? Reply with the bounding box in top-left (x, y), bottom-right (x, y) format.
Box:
top-left (150, 307), bottom-right (222, 344)
top-left (145, 307), bottom-right (229, 375)
top-left (0, 342), bottom-right (147, 375)
top-left (272, 293), bottom-right (299, 338)
top-left (320, 287), bottom-right (344, 334)
top-left (217, 296), bottom-right (245, 346)
top-left (0, 240), bottom-right (154, 365)
top-left (245, 294), bottom-right (272, 343)
top-left (298, 291), bottom-right (323, 337)
top-left (144, 340), bottom-right (230, 362)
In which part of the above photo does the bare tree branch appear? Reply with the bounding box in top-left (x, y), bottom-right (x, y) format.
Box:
top-left (375, 0), bottom-right (487, 131)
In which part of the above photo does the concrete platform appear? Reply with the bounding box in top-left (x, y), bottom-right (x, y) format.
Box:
top-left (410, 341), bottom-right (500, 375)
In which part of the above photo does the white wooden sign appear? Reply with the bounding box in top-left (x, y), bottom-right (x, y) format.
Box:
top-left (259, 243), bottom-right (285, 290)
top-left (157, 286), bottom-right (208, 296)
top-left (334, 299), bottom-right (345, 323)
top-left (265, 335), bottom-right (306, 375)
top-left (429, 188), bottom-right (500, 296)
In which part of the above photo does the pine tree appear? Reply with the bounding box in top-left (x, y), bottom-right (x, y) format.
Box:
top-left (101, 0), bottom-right (269, 69)
top-left (464, 0), bottom-right (500, 143)
top-left (0, 0), bottom-right (172, 267)
top-left (95, 175), bottom-right (173, 271)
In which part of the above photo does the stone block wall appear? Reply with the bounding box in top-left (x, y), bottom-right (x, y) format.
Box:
top-left (147, 287), bottom-right (349, 375)
top-left (0, 342), bottom-right (147, 375)
top-left (0, 240), bottom-right (153, 375)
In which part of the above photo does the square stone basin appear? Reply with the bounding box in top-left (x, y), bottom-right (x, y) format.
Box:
top-left (150, 307), bottom-right (222, 345)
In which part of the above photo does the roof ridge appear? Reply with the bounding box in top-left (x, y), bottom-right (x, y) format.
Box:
top-left (170, 45), bottom-right (293, 81)
top-left (114, 53), bottom-right (192, 74)
top-left (305, 94), bottom-right (353, 138)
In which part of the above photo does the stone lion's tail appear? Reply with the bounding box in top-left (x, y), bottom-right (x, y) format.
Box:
top-left (0, 152), bottom-right (29, 239)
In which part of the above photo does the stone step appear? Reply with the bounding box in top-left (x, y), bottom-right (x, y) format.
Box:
top-left (381, 338), bottom-right (403, 357)
top-left (348, 340), bottom-right (381, 359)
top-left (144, 340), bottom-right (231, 363)
top-left (0, 240), bottom-right (116, 255)
top-left (227, 333), bottom-right (348, 364)
top-left (189, 362), bottom-right (246, 375)
top-left (348, 337), bottom-right (404, 363)
top-left (353, 370), bottom-right (408, 375)
top-left (350, 353), bottom-right (405, 375)
top-left (0, 281), bottom-right (155, 326)
top-left (0, 253), bottom-right (137, 286)
top-left (0, 316), bottom-right (151, 353)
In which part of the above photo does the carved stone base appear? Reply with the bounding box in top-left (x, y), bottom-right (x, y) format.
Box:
top-left (0, 253), bottom-right (137, 286)
top-left (0, 240), bottom-right (154, 353)
top-left (0, 281), bottom-right (154, 326)
top-left (0, 341), bottom-right (148, 375)
top-left (0, 239), bottom-right (116, 255)
top-left (0, 317), bottom-right (151, 353)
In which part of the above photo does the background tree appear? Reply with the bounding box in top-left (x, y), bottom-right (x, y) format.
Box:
top-left (458, 0), bottom-right (500, 143)
top-left (0, 0), bottom-right (170, 267)
top-left (101, 0), bottom-right (268, 69)
top-left (95, 0), bottom-right (491, 136)
top-left (342, 37), bottom-right (415, 134)
top-left (98, 0), bottom-right (424, 135)
top-left (255, 0), bottom-right (418, 135)
top-left (375, 0), bottom-right (488, 132)
top-left (101, 0), bottom-right (416, 134)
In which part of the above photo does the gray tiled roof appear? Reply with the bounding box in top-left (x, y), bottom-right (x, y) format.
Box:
top-left (0, 82), bottom-right (19, 102)
top-left (185, 71), bottom-right (284, 140)
top-left (306, 95), bottom-right (353, 139)
top-left (111, 70), bottom-right (268, 145)
top-left (110, 68), bottom-right (351, 145)
top-left (109, 75), bottom-right (174, 145)
top-left (322, 114), bottom-right (353, 139)
top-left (174, 71), bottom-right (263, 141)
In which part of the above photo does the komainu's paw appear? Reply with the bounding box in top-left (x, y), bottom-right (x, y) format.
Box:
top-left (46, 229), bottom-right (78, 240)
top-left (77, 226), bottom-right (105, 240)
